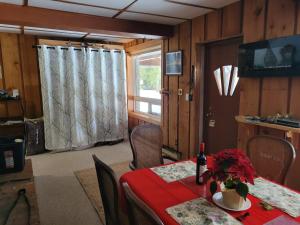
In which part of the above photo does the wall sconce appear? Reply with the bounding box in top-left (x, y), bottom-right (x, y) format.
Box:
top-left (213, 65), bottom-right (239, 96)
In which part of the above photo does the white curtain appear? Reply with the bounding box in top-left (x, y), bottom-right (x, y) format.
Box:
top-left (38, 46), bottom-right (128, 151)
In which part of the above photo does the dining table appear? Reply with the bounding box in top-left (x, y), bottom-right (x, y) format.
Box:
top-left (119, 157), bottom-right (300, 225)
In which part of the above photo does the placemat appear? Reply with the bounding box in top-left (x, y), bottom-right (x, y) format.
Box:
top-left (248, 177), bottom-right (300, 217)
top-left (151, 161), bottom-right (196, 183)
top-left (166, 197), bottom-right (242, 225)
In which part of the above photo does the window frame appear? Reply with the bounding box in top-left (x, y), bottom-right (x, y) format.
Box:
top-left (131, 47), bottom-right (162, 118)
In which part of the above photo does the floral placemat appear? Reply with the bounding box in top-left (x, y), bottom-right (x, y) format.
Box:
top-left (150, 161), bottom-right (196, 183)
top-left (248, 177), bottom-right (300, 217)
top-left (166, 197), bottom-right (242, 225)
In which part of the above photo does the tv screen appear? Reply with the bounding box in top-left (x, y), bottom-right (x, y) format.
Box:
top-left (238, 34), bottom-right (300, 77)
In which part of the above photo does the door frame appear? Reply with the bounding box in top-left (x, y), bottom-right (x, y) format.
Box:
top-left (194, 36), bottom-right (243, 151)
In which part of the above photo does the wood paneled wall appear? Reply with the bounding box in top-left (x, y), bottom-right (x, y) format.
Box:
top-left (238, 0), bottom-right (300, 191)
top-left (162, 0), bottom-right (300, 190)
top-left (0, 33), bottom-right (42, 119)
top-left (162, 1), bottom-right (243, 159)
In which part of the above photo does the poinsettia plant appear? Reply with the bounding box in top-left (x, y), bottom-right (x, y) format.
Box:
top-left (206, 149), bottom-right (255, 200)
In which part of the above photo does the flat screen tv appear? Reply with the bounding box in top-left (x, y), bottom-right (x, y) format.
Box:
top-left (238, 35), bottom-right (300, 77)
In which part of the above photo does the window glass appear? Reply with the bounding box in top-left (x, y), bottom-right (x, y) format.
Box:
top-left (135, 50), bottom-right (161, 100)
top-left (133, 50), bottom-right (161, 116)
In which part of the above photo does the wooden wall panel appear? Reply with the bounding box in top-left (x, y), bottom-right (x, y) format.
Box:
top-left (189, 16), bottom-right (205, 157)
top-left (205, 10), bottom-right (222, 41)
top-left (243, 0), bottom-right (266, 43)
top-left (222, 1), bottom-right (242, 37)
top-left (162, 39), bottom-right (169, 146)
top-left (260, 0), bottom-right (296, 117)
top-left (290, 3), bottom-right (300, 120)
top-left (0, 33), bottom-right (45, 119)
top-left (286, 1), bottom-right (300, 191)
top-left (168, 26), bottom-right (180, 150)
top-left (237, 0), bottom-right (265, 150)
top-left (0, 41), bottom-right (7, 118)
top-left (0, 33), bottom-right (24, 118)
top-left (19, 35), bottom-right (42, 118)
top-left (178, 21), bottom-right (191, 159)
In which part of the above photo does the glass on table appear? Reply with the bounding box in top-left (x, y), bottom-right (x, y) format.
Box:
top-left (179, 176), bottom-right (213, 199)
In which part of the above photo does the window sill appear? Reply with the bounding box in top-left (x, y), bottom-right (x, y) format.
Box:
top-left (128, 111), bottom-right (161, 126)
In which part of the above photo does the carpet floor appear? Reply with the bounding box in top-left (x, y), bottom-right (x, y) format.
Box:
top-left (74, 161), bottom-right (131, 224)
top-left (28, 142), bottom-right (133, 225)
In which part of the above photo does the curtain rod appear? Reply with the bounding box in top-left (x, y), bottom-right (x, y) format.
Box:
top-left (32, 45), bottom-right (122, 53)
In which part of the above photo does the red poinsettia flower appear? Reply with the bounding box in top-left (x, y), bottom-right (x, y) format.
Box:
top-left (210, 149), bottom-right (255, 185)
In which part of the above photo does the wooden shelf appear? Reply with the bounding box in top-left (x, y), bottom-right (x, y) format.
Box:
top-left (235, 115), bottom-right (300, 134)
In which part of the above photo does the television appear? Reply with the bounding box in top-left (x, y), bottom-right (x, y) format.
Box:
top-left (238, 35), bottom-right (300, 77)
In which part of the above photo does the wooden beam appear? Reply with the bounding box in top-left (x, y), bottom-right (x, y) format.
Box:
top-left (0, 3), bottom-right (174, 38)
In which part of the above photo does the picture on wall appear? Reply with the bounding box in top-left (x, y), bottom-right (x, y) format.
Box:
top-left (165, 50), bottom-right (183, 75)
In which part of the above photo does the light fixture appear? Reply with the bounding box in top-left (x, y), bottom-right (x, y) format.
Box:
top-left (213, 65), bottom-right (239, 96)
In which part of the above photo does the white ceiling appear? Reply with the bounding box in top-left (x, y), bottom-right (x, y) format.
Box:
top-left (128, 0), bottom-right (211, 20)
top-left (28, 0), bottom-right (119, 17)
top-left (0, 0), bottom-right (239, 40)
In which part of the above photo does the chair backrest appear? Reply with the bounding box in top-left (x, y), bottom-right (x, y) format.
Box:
top-left (246, 135), bottom-right (296, 185)
top-left (130, 124), bottom-right (163, 169)
top-left (92, 155), bottom-right (120, 225)
top-left (123, 182), bottom-right (165, 225)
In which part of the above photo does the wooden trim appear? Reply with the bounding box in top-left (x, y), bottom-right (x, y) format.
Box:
top-left (126, 40), bottom-right (162, 54)
top-left (235, 116), bottom-right (300, 134)
top-left (128, 111), bottom-right (160, 125)
top-left (199, 33), bottom-right (243, 44)
top-left (0, 3), bottom-right (173, 38)
top-left (133, 96), bottom-right (161, 105)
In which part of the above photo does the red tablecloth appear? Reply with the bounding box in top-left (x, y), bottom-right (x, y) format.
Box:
top-left (120, 158), bottom-right (300, 225)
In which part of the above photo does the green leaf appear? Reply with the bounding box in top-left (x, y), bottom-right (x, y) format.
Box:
top-left (236, 182), bottom-right (249, 200)
top-left (210, 181), bottom-right (218, 195)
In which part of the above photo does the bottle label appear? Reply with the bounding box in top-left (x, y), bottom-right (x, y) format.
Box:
top-left (198, 165), bottom-right (207, 183)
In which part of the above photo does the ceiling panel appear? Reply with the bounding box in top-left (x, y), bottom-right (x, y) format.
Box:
top-left (28, 0), bottom-right (118, 17)
top-left (128, 0), bottom-right (211, 19)
top-left (60, 0), bottom-right (135, 9)
top-left (117, 12), bottom-right (185, 25)
top-left (171, 0), bottom-right (239, 8)
top-left (24, 26), bottom-right (87, 38)
top-left (0, 0), bottom-right (24, 5)
top-left (0, 24), bottom-right (22, 33)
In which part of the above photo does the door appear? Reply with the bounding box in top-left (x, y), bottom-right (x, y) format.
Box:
top-left (203, 38), bottom-right (242, 154)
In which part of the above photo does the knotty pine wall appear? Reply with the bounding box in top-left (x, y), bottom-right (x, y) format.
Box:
top-left (0, 33), bottom-right (42, 119)
top-left (162, 1), bottom-right (243, 160)
top-left (162, 0), bottom-right (300, 190)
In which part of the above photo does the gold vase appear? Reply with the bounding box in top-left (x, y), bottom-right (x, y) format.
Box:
top-left (221, 183), bottom-right (245, 209)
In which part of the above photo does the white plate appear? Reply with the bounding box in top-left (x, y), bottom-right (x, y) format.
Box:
top-left (212, 192), bottom-right (251, 211)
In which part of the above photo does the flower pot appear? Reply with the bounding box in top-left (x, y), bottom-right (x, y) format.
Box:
top-left (221, 184), bottom-right (245, 209)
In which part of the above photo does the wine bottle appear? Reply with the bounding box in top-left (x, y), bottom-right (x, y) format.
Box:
top-left (196, 143), bottom-right (207, 185)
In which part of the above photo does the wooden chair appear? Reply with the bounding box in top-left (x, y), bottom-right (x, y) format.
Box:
top-left (123, 182), bottom-right (165, 225)
top-left (129, 124), bottom-right (163, 169)
top-left (92, 155), bottom-right (120, 225)
top-left (246, 135), bottom-right (296, 185)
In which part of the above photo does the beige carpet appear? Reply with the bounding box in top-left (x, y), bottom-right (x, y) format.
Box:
top-left (74, 161), bottom-right (131, 225)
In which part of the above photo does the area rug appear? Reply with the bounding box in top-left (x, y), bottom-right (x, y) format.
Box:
top-left (74, 161), bottom-right (131, 224)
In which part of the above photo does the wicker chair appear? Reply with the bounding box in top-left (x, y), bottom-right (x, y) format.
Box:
top-left (123, 182), bottom-right (165, 225)
top-left (129, 124), bottom-right (164, 169)
top-left (246, 135), bottom-right (296, 185)
top-left (92, 155), bottom-right (120, 225)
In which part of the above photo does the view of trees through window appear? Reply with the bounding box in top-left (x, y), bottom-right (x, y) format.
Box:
top-left (134, 50), bottom-right (161, 116)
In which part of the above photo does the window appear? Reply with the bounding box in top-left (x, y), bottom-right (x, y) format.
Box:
top-left (133, 50), bottom-right (161, 116)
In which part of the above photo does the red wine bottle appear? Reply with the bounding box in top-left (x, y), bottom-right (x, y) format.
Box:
top-left (196, 143), bottom-right (207, 185)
